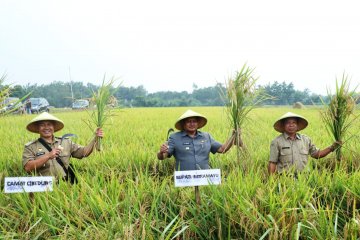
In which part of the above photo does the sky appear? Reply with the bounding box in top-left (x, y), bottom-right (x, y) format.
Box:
top-left (1, 0), bottom-right (359, 95)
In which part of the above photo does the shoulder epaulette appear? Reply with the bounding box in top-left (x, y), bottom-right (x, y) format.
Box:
top-left (25, 140), bottom-right (37, 147)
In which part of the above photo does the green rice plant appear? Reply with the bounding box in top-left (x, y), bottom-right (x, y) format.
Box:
top-left (1, 107), bottom-right (359, 238)
top-left (156, 215), bottom-right (188, 240)
top-left (220, 64), bottom-right (270, 161)
top-left (320, 73), bottom-right (359, 161)
top-left (86, 75), bottom-right (120, 151)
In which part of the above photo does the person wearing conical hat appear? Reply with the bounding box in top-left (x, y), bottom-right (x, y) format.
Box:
top-left (268, 112), bottom-right (341, 175)
top-left (157, 109), bottom-right (236, 171)
top-left (22, 112), bottom-right (104, 181)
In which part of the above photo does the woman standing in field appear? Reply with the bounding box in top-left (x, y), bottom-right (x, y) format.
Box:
top-left (157, 109), bottom-right (236, 171)
top-left (268, 112), bottom-right (341, 175)
top-left (22, 112), bottom-right (103, 182)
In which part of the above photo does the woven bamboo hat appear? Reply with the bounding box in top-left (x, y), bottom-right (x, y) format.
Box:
top-left (175, 109), bottom-right (207, 130)
top-left (26, 112), bottom-right (64, 133)
top-left (273, 112), bottom-right (308, 133)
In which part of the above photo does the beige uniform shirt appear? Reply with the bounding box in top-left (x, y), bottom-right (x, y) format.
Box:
top-left (269, 133), bottom-right (319, 173)
top-left (22, 137), bottom-right (86, 178)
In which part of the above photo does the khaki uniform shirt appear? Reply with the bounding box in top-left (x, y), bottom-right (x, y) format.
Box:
top-left (22, 137), bottom-right (86, 178)
top-left (269, 133), bottom-right (319, 173)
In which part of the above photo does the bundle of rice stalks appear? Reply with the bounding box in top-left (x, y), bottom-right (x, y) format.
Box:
top-left (320, 73), bottom-right (359, 161)
top-left (221, 64), bottom-right (270, 160)
top-left (86, 75), bottom-right (120, 151)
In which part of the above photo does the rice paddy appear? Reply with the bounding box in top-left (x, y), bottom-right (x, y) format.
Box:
top-left (0, 107), bottom-right (359, 239)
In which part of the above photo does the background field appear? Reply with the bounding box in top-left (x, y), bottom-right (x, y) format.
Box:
top-left (0, 107), bottom-right (359, 239)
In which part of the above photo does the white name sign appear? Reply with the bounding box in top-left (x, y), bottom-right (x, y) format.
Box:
top-left (174, 169), bottom-right (221, 187)
top-left (4, 176), bottom-right (54, 193)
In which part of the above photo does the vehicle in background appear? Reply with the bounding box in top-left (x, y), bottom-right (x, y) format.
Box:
top-left (0, 97), bottom-right (25, 114)
top-left (72, 99), bottom-right (89, 109)
top-left (30, 97), bottom-right (50, 114)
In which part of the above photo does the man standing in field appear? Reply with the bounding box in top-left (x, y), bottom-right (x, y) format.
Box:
top-left (157, 109), bottom-right (236, 171)
top-left (22, 112), bottom-right (103, 182)
top-left (268, 112), bottom-right (340, 175)
top-left (25, 98), bottom-right (32, 114)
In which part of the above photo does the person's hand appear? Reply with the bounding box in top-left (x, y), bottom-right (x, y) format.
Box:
top-left (232, 129), bottom-right (243, 147)
top-left (159, 142), bottom-right (169, 154)
top-left (333, 141), bottom-right (343, 148)
top-left (95, 128), bottom-right (104, 138)
top-left (48, 148), bottom-right (61, 159)
top-left (330, 141), bottom-right (342, 151)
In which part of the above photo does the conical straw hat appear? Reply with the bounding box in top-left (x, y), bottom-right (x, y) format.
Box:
top-left (26, 112), bottom-right (64, 133)
top-left (273, 112), bottom-right (308, 133)
top-left (175, 109), bottom-right (207, 130)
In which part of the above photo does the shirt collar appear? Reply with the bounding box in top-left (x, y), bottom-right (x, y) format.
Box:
top-left (283, 132), bottom-right (301, 140)
top-left (181, 130), bottom-right (203, 137)
top-left (39, 136), bottom-right (58, 144)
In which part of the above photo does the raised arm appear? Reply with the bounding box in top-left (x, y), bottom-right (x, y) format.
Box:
top-left (157, 142), bottom-right (169, 160)
top-left (24, 148), bottom-right (60, 173)
top-left (217, 130), bottom-right (236, 153)
top-left (82, 128), bottom-right (104, 157)
top-left (311, 141), bottom-right (341, 159)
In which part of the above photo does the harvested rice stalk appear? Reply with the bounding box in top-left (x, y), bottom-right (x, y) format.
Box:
top-left (86, 75), bottom-right (120, 151)
top-left (221, 64), bottom-right (270, 160)
top-left (320, 73), bottom-right (359, 161)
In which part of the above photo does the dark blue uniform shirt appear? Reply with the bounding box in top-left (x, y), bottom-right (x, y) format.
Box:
top-left (167, 130), bottom-right (222, 171)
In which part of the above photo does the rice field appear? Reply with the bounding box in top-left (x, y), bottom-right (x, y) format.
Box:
top-left (0, 107), bottom-right (359, 239)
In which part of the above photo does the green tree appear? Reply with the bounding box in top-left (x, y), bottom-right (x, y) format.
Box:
top-left (262, 81), bottom-right (316, 105)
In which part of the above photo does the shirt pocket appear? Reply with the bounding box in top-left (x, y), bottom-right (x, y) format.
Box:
top-left (58, 153), bottom-right (71, 166)
top-left (280, 147), bottom-right (293, 165)
top-left (280, 147), bottom-right (292, 156)
top-left (36, 158), bottom-right (51, 171)
top-left (298, 148), bottom-right (309, 167)
top-left (59, 144), bottom-right (71, 159)
top-left (34, 152), bottom-right (49, 169)
top-left (299, 148), bottom-right (309, 155)
top-left (178, 143), bottom-right (193, 155)
top-left (198, 140), bottom-right (210, 154)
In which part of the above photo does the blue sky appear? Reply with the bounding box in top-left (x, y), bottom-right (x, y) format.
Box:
top-left (1, 0), bottom-right (359, 94)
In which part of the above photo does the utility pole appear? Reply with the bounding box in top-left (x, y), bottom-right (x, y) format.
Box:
top-left (68, 67), bottom-right (74, 103)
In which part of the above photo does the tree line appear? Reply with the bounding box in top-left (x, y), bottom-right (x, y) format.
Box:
top-left (3, 81), bottom-right (337, 108)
